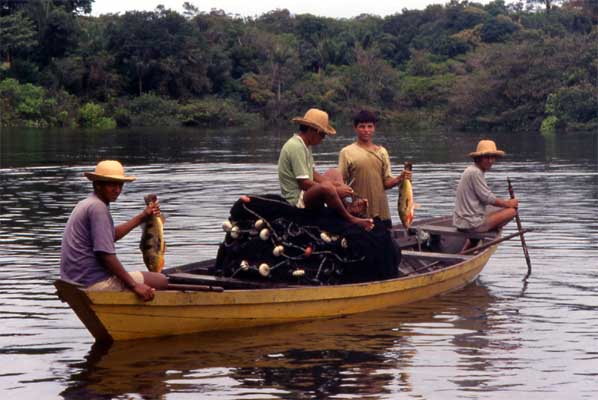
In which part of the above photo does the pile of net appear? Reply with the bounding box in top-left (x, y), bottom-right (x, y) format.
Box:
top-left (212, 195), bottom-right (401, 285)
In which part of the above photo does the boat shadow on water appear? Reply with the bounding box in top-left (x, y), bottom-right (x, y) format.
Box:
top-left (59, 282), bottom-right (501, 399)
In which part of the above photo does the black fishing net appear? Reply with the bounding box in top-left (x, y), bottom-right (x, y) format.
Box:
top-left (212, 195), bottom-right (401, 285)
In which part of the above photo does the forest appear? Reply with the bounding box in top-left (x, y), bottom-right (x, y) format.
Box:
top-left (0, 0), bottom-right (596, 134)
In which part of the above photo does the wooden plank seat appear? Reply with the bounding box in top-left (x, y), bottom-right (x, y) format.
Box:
top-left (166, 272), bottom-right (289, 290)
top-left (401, 250), bottom-right (473, 262)
top-left (414, 225), bottom-right (495, 240)
top-left (166, 259), bottom-right (214, 274)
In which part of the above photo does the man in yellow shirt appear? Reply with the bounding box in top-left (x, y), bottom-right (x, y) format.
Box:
top-left (339, 110), bottom-right (411, 228)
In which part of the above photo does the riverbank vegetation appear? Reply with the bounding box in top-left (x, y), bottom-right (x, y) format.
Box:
top-left (0, 0), bottom-right (596, 133)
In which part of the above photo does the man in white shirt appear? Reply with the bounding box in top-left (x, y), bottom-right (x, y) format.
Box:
top-left (453, 140), bottom-right (518, 233)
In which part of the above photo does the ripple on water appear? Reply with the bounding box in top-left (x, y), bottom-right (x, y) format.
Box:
top-left (1, 149), bottom-right (597, 398)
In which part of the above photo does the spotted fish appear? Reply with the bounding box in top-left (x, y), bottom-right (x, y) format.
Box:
top-left (140, 194), bottom-right (165, 272)
top-left (398, 162), bottom-right (415, 229)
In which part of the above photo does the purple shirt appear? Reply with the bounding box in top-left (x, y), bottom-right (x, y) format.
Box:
top-left (60, 193), bottom-right (116, 286)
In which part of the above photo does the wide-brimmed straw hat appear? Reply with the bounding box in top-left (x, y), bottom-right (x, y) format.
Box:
top-left (84, 160), bottom-right (136, 182)
top-left (292, 108), bottom-right (336, 136)
top-left (469, 140), bottom-right (506, 158)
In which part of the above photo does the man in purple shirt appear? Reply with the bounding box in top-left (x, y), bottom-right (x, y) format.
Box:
top-left (60, 160), bottom-right (167, 301)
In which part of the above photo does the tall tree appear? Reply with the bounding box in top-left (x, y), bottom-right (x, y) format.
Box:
top-left (0, 12), bottom-right (37, 65)
top-left (526, 0), bottom-right (563, 12)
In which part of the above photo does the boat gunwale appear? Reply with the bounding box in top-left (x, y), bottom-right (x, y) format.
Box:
top-left (80, 243), bottom-right (498, 307)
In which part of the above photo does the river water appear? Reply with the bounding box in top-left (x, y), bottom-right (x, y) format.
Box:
top-left (1, 127), bottom-right (597, 399)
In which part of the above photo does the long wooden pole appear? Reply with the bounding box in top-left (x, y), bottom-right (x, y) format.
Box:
top-left (462, 228), bottom-right (532, 255)
top-left (507, 177), bottom-right (532, 280)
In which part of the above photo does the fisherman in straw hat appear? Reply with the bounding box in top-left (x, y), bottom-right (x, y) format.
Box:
top-left (60, 160), bottom-right (168, 301)
top-left (278, 108), bottom-right (374, 231)
top-left (453, 140), bottom-right (518, 237)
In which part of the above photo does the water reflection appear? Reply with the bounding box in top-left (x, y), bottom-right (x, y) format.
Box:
top-left (59, 283), bottom-right (497, 399)
top-left (1, 127), bottom-right (597, 168)
top-left (1, 128), bottom-right (597, 398)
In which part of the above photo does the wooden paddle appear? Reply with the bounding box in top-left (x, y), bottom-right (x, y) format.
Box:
top-left (507, 177), bottom-right (532, 280)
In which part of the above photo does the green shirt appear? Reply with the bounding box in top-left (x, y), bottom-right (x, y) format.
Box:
top-left (278, 134), bottom-right (314, 205)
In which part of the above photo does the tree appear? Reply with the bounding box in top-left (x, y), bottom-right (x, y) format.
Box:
top-left (0, 77), bottom-right (57, 126)
top-left (0, 12), bottom-right (37, 65)
top-left (105, 8), bottom-right (211, 97)
top-left (78, 102), bottom-right (116, 128)
top-left (448, 33), bottom-right (594, 131)
top-left (543, 84), bottom-right (598, 132)
top-left (564, 0), bottom-right (598, 24)
top-left (480, 15), bottom-right (520, 43)
top-left (526, 0), bottom-right (563, 13)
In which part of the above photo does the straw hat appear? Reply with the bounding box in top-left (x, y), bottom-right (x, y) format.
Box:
top-left (84, 160), bottom-right (136, 182)
top-left (469, 140), bottom-right (506, 158)
top-left (292, 108), bottom-right (336, 136)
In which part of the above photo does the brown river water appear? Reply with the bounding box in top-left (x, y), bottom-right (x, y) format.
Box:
top-left (1, 127), bottom-right (597, 399)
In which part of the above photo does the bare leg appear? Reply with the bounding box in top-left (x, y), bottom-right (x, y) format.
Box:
top-left (303, 181), bottom-right (374, 230)
top-left (141, 271), bottom-right (169, 289)
top-left (322, 168), bottom-right (343, 184)
top-left (323, 168), bottom-right (368, 217)
top-left (477, 208), bottom-right (517, 232)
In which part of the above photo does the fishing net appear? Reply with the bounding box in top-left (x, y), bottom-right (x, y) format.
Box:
top-left (212, 195), bottom-right (401, 285)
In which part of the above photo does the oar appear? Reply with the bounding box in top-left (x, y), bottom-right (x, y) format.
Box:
top-left (507, 177), bottom-right (532, 280)
top-left (462, 228), bottom-right (533, 255)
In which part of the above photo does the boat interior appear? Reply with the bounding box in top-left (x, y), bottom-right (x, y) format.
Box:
top-left (165, 216), bottom-right (498, 291)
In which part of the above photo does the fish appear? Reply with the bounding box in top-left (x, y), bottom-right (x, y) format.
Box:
top-left (398, 162), bottom-right (415, 229)
top-left (140, 193), bottom-right (165, 272)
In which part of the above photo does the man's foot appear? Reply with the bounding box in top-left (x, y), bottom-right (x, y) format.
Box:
top-left (459, 238), bottom-right (480, 254)
top-left (352, 217), bottom-right (374, 231)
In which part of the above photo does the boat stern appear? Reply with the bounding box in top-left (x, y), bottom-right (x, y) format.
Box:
top-left (54, 279), bottom-right (114, 343)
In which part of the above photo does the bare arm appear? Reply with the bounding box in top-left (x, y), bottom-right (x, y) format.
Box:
top-left (302, 170), bottom-right (341, 189)
top-left (298, 176), bottom-right (355, 198)
top-left (114, 202), bottom-right (160, 241)
top-left (312, 169), bottom-right (326, 184)
top-left (297, 177), bottom-right (318, 191)
top-left (493, 197), bottom-right (519, 209)
top-left (96, 252), bottom-right (155, 301)
top-left (383, 170), bottom-right (412, 190)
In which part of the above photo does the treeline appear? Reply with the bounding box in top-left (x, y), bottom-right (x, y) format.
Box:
top-left (0, 0), bottom-right (596, 133)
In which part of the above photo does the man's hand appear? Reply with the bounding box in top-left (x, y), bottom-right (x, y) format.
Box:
top-left (387, 170), bottom-right (412, 189)
top-left (143, 201), bottom-right (161, 219)
top-left (505, 198), bottom-right (519, 209)
top-left (114, 201), bottom-right (161, 241)
top-left (132, 282), bottom-right (156, 301)
top-left (495, 198), bottom-right (518, 209)
top-left (400, 170), bottom-right (412, 182)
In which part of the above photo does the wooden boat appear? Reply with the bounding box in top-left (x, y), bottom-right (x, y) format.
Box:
top-left (55, 216), bottom-right (502, 342)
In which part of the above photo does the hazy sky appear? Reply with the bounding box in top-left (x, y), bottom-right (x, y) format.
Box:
top-left (91, 0), bottom-right (509, 19)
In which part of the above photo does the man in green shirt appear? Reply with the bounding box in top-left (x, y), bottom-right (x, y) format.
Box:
top-left (278, 108), bottom-right (374, 231)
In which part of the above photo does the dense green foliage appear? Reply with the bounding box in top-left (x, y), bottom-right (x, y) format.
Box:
top-left (0, 0), bottom-right (596, 132)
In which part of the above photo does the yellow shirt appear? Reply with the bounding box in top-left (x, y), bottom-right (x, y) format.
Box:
top-left (339, 143), bottom-right (393, 221)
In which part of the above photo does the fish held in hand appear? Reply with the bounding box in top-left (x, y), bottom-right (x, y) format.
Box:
top-left (140, 194), bottom-right (165, 272)
top-left (398, 162), bottom-right (416, 229)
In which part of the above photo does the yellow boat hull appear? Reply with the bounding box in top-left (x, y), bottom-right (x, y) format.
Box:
top-left (55, 244), bottom-right (496, 342)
